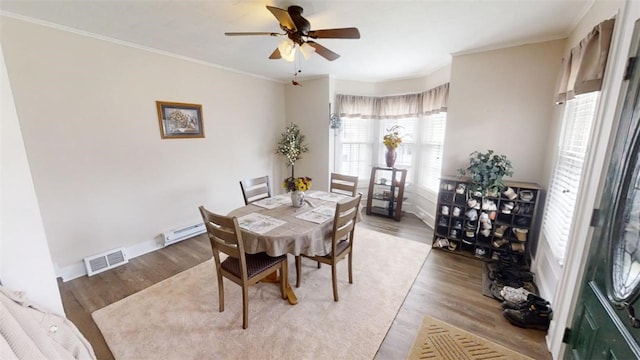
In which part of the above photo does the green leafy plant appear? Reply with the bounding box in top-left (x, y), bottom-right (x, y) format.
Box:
top-left (457, 150), bottom-right (513, 195)
top-left (275, 123), bottom-right (309, 177)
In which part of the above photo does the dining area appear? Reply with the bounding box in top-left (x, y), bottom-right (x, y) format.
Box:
top-left (199, 173), bottom-right (362, 328)
top-left (62, 169), bottom-right (432, 359)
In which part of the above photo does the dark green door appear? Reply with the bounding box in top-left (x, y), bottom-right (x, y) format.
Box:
top-left (565, 19), bottom-right (640, 360)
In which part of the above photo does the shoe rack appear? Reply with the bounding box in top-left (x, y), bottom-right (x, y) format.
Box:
top-left (366, 166), bottom-right (408, 221)
top-left (432, 175), bottom-right (541, 267)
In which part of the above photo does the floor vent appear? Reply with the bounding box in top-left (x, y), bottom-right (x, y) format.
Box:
top-left (163, 223), bottom-right (206, 247)
top-left (83, 248), bottom-right (128, 276)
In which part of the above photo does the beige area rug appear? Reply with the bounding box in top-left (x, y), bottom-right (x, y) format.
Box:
top-left (408, 316), bottom-right (534, 360)
top-left (92, 228), bottom-right (430, 360)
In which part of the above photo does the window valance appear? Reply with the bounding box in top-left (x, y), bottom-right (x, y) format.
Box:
top-left (556, 17), bottom-right (615, 104)
top-left (335, 83), bottom-right (449, 119)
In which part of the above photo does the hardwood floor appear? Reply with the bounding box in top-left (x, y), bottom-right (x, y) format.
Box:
top-left (58, 212), bottom-right (550, 359)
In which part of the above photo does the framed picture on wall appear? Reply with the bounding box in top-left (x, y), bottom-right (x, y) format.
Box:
top-left (156, 101), bottom-right (204, 139)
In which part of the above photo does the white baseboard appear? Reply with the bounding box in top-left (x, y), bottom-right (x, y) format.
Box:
top-left (57, 237), bottom-right (165, 282)
top-left (414, 205), bottom-right (435, 230)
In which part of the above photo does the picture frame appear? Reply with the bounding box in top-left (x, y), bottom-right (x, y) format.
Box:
top-left (156, 101), bottom-right (204, 139)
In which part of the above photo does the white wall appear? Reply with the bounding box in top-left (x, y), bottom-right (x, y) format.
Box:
top-left (1, 46), bottom-right (63, 314)
top-left (284, 77), bottom-right (331, 192)
top-left (1, 17), bottom-right (286, 279)
top-left (333, 65), bottom-right (451, 97)
top-left (444, 39), bottom-right (565, 185)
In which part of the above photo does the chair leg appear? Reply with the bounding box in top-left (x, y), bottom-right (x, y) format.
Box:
top-left (332, 264), bottom-right (339, 302)
top-left (217, 272), bottom-right (224, 312)
top-left (348, 252), bottom-right (353, 284)
top-left (317, 261), bottom-right (321, 268)
top-left (242, 286), bottom-right (249, 329)
top-left (295, 255), bottom-right (302, 288)
top-left (280, 261), bottom-right (288, 299)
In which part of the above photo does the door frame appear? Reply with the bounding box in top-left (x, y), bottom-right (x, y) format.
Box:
top-left (548, 3), bottom-right (640, 358)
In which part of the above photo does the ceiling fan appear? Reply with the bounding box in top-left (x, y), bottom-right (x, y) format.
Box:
top-left (225, 5), bottom-right (360, 61)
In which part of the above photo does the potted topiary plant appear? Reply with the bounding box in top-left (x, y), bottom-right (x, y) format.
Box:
top-left (457, 149), bottom-right (513, 196)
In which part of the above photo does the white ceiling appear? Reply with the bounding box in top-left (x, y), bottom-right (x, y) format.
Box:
top-left (0, 0), bottom-right (591, 83)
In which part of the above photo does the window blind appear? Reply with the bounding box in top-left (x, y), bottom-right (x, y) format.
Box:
top-left (340, 117), bottom-right (373, 179)
top-left (542, 92), bottom-right (599, 264)
top-left (420, 112), bottom-right (447, 191)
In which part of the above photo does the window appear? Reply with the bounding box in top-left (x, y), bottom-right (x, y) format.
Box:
top-left (419, 112), bottom-right (447, 192)
top-left (542, 92), bottom-right (599, 264)
top-left (339, 117), bottom-right (374, 180)
top-left (338, 113), bottom-right (446, 191)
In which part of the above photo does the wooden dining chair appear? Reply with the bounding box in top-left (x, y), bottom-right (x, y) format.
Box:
top-left (329, 173), bottom-right (359, 197)
top-left (199, 205), bottom-right (287, 329)
top-left (239, 175), bottom-right (271, 205)
top-left (295, 193), bottom-right (362, 301)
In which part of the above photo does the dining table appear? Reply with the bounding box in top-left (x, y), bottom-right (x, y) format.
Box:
top-left (227, 190), bottom-right (359, 305)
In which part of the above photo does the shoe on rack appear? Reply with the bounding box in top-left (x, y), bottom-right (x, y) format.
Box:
top-left (511, 242), bottom-right (525, 253)
top-left (503, 187), bottom-right (518, 200)
top-left (503, 303), bottom-right (553, 331)
top-left (435, 237), bottom-right (449, 248)
top-left (494, 225), bottom-right (508, 238)
top-left (465, 209), bottom-right (478, 221)
top-left (492, 239), bottom-right (508, 248)
top-left (438, 217), bottom-right (448, 227)
top-left (519, 190), bottom-right (534, 201)
top-left (515, 217), bottom-right (530, 227)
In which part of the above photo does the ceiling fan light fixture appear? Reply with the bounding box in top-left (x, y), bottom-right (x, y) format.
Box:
top-left (278, 38), bottom-right (296, 62)
top-left (299, 42), bottom-right (315, 60)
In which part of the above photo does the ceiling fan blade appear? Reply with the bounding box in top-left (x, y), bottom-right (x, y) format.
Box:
top-left (306, 41), bottom-right (340, 61)
top-left (266, 5), bottom-right (297, 31)
top-left (225, 32), bottom-right (281, 36)
top-left (269, 48), bottom-right (282, 59)
top-left (308, 28), bottom-right (360, 39)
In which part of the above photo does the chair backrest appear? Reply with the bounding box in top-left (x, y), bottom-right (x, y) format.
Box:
top-left (239, 176), bottom-right (271, 205)
top-left (331, 194), bottom-right (362, 251)
top-left (330, 173), bottom-right (359, 197)
top-left (199, 206), bottom-right (248, 277)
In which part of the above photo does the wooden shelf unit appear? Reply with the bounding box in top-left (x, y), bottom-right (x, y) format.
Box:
top-left (366, 167), bottom-right (407, 221)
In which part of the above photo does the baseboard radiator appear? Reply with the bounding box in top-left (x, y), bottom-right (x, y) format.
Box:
top-left (163, 222), bottom-right (206, 247)
top-left (84, 248), bottom-right (128, 276)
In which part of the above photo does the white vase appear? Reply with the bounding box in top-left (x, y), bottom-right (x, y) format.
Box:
top-left (291, 191), bottom-right (305, 208)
